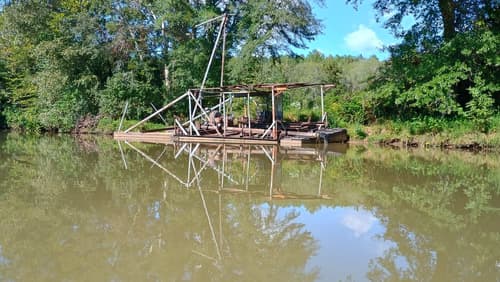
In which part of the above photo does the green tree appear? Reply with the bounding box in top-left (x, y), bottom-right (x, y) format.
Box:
top-left (0, 58), bottom-right (7, 128)
top-left (347, 0), bottom-right (498, 43)
top-left (0, 0), bottom-right (325, 131)
top-left (347, 0), bottom-right (499, 129)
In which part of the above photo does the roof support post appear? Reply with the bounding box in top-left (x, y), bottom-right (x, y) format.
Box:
top-left (320, 85), bottom-right (325, 122)
top-left (223, 93), bottom-right (226, 137)
top-left (247, 92), bottom-right (251, 136)
top-left (271, 87), bottom-right (277, 139)
top-left (188, 93), bottom-right (193, 135)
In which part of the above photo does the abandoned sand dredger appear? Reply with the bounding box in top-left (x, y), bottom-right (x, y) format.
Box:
top-left (113, 82), bottom-right (349, 146)
top-left (113, 14), bottom-right (348, 147)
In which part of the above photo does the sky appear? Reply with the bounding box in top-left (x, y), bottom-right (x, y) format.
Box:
top-left (298, 1), bottom-right (405, 60)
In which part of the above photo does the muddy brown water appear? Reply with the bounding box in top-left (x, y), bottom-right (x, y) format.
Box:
top-left (0, 133), bottom-right (499, 281)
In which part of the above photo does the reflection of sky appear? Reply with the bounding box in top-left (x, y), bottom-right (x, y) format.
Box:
top-left (288, 206), bottom-right (397, 282)
top-left (0, 245), bottom-right (9, 265)
top-left (341, 209), bottom-right (377, 238)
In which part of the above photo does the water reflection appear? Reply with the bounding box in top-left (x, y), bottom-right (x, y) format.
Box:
top-left (121, 141), bottom-right (337, 200)
top-left (0, 133), bottom-right (499, 281)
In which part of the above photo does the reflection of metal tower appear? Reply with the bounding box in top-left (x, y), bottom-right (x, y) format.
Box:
top-left (120, 141), bottom-right (331, 199)
top-left (118, 141), bottom-right (336, 266)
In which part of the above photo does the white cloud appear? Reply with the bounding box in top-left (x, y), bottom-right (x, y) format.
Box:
top-left (344, 25), bottom-right (383, 54)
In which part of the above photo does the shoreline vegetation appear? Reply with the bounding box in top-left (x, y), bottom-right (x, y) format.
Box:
top-left (69, 112), bottom-right (499, 150)
top-left (346, 116), bottom-right (500, 151)
top-left (6, 113), bottom-right (500, 152)
top-left (0, 1), bottom-right (498, 147)
top-left (61, 111), bottom-right (500, 151)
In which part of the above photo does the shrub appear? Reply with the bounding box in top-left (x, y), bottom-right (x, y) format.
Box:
top-left (354, 125), bottom-right (367, 139)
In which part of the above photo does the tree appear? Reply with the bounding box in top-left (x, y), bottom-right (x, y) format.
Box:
top-left (152, 0), bottom-right (325, 88)
top-left (346, 0), bottom-right (498, 45)
top-left (0, 58), bottom-right (7, 128)
top-left (0, 0), bottom-right (326, 131)
top-left (346, 0), bottom-right (499, 129)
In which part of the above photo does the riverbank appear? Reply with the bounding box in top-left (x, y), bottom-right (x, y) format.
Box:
top-left (96, 115), bottom-right (500, 151)
top-left (345, 116), bottom-right (500, 151)
top-left (4, 115), bottom-right (500, 151)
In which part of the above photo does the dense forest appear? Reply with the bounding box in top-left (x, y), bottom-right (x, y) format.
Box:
top-left (0, 0), bottom-right (498, 136)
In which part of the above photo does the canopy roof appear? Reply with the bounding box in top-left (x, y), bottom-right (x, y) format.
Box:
top-left (190, 82), bottom-right (335, 97)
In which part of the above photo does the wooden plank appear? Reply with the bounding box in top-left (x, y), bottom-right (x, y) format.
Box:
top-left (113, 131), bottom-right (174, 144)
top-left (176, 135), bottom-right (278, 145)
top-left (280, 137), bottom-right (304, 147)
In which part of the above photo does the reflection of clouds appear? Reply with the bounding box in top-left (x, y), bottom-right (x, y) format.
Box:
top-left (0, 245), bottom-right (9, 265)
top-left (341, 210), bottom-right (377, 237)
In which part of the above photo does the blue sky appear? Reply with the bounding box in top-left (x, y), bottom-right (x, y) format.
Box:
top-left (298, 1), bottom-right (403, 60)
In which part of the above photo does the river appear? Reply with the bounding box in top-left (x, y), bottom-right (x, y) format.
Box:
top-left (0, 132), bottom-right (499, 281)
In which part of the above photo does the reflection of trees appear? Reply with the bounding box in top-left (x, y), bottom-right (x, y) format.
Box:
top-left (0, 134), bottom-right (318, 281)
top-left (1, 134), bottom-right (499, 281)
top-left (321, 146), bottom-right (500, 281)
top-left (219, 201), bottom-right (318, 282)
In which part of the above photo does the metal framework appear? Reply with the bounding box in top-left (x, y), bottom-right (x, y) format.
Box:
top-left (116, 14), bottom-right (347, 146)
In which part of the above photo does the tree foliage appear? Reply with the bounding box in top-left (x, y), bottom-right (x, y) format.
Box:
top-left (0, 0), bottom-right (498, 133)
top-left (0, 0), bottom-right (323, 131)
top-left (345, 0), bottom-right (499, 131)
top-left (347, 0), bottom-right (498, 43)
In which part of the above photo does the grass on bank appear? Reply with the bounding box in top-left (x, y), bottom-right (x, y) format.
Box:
top-left (345, 115), bottom-right (500, 147)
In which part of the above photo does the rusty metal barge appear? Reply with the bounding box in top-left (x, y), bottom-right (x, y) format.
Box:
top-left (114, 14), bottom-right (348, 146)
top-left (114, 82), bottom-right (349, 146)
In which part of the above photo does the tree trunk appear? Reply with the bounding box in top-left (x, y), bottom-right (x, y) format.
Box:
top-left (439, 0), bottom-right (456, 41)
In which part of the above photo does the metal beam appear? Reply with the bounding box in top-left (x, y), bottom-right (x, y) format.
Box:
top-left (124, 92), bottom-right (189, 133)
